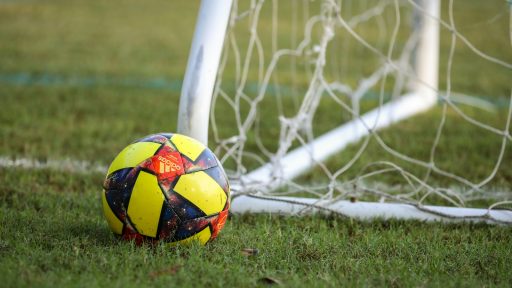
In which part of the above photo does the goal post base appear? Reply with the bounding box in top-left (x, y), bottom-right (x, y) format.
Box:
top-left (231, 195), bottom-right (512, 225)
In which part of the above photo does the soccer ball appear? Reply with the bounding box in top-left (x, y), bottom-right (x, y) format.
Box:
top-left (101, 133), bottom-right (230, 245)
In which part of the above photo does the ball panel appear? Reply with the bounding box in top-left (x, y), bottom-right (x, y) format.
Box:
top-left (121, 223), bottom-right (147, 245)
top-left (157, 202), bottom-right (181, 240)
top-left (170, 134), bottom-right (205, 161)
top-left (107, 142), bottom-right (162, 175)
top-left (141, 146), bottom-right (185, 182)
top-left (172, 226), bottom-right (212, 246)
top-left (173, 170), bottom-right (227, 216)
top-left (101, 191), bottom-right (124, 235)
top-left (157, 133), bottom-right (174, 139)
top-left (209, 208), bottom-right (229, 240)
top-left (203, 164), bottom-right (230, 199)
top-left (136, 134), bottom-right (171, 144)
top-left (127, 171), bottom-right (165, 238)
top-left (104, 168), bottom-right (139, 224)
top-left (104, 167), bottom-right (133, 188)
top-left (171, 215), bottom-right (211, 244)
top-left (182, 148), bottom-right (219, 173)
top-left (166, 191), bottom-right (207, 221)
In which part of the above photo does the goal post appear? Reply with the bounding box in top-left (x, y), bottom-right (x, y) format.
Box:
top-left (178, 0), bottom-right (512, 224)
top-left (177, 0), bottom-right (234, 145)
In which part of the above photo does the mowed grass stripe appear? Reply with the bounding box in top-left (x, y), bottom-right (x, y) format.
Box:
top-left (0, 156), bottom-right (107, 174)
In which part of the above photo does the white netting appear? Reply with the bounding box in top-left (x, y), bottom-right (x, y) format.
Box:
top-left (210, 0), bottom-right (512, 223)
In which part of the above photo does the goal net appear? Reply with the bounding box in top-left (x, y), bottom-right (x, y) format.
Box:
top-left (180, 0), bottom-right (512, 224)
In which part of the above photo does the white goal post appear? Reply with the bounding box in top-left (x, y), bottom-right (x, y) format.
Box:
top-left (178, 0), bottom-right (512, 224)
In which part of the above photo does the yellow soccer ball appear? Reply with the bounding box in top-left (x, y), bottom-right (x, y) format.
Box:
top-left (102, 133), bottom-right (230, 245)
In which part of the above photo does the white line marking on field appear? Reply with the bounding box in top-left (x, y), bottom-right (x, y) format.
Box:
top-left (0, 156), bottom-right (107, 174)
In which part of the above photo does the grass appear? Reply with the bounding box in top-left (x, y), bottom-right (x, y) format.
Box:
top-left (1, 168), bottom-right (511, 287)
top-left (1, 0), bottom-right (511, 286)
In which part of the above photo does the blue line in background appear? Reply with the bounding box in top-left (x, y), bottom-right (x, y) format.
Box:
top-left (0, 72), bottom-right (510, 108)
top-left (0, 72), bottom-right (291, 97)
top-left (0, 72), bottom-right (183, 91)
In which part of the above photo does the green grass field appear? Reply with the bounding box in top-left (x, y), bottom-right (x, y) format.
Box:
top-left (1, 168), bottom-right (511, 287)
top-left (1, 0), bottom-right (511, 287)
